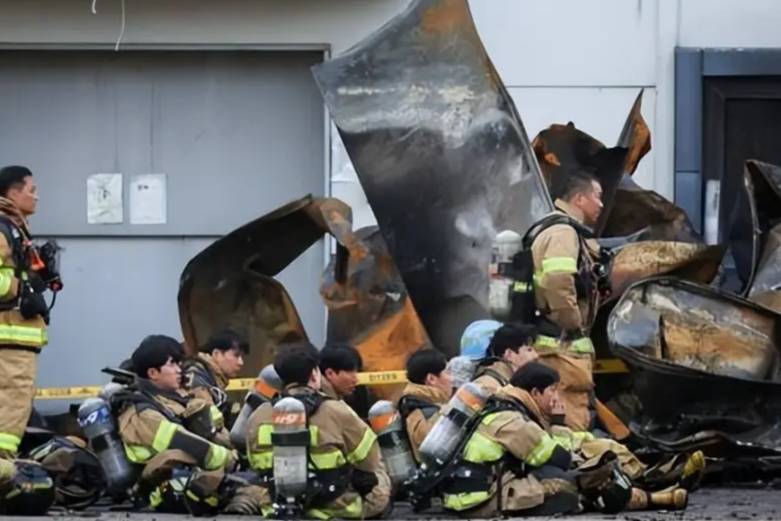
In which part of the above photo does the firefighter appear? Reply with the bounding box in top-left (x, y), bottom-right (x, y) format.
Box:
top-left (183, 328), bottom-right (247, 428)
top-left (441, 362), bottom-right (689, 517)
top-left (246, 342), bottom-right (391, 519)
top-left (318, 342), bottom-right (362, 400)
top-left (472, 323), bottom-right (539, 395)
top-left (396, 350), bottom-right (452, 461)
top-left (115, 335), bottom-right (240, 512)
top-left (528, 170), bottom-right (606, 430)
top-left (0, 166), bottom-right (51, 461)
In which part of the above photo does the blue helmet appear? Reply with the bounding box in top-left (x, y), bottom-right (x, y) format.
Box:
top-left (460, 320), bottom-right (502, 361)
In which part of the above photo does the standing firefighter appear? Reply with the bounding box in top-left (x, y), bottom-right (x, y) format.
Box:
top-left (527, 171), bottom-right (607, 430)
top-left (246, 342), bottom-right (391, 519)
top-left (0, 166), bottom-right (53, 459)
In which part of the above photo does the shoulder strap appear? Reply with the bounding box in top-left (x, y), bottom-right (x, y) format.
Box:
top-left (110, 388), bottom-right (181, 424)
top-left (398, 395), bottom-right (440, 420)
top-left (273, 389), bottom-right (329, 419)
top-left (184, 359), bottom-right (218, 389)
top-left (522, 213), bottom-right (592, 248)
top-left (0, 215), bottom-right (26, 272)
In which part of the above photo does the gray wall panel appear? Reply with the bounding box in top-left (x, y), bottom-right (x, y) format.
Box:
top-left (0, 50), bottom-right (325, 236)
top-left (36, 235), bottom-right (326, 411)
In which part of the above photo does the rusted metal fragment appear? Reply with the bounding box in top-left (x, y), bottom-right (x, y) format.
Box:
top-left (608, 278), bottom-right (781, 429)
top-left (313, 0), bottom-right (551, 354)
top-left (617, 90), bottom-right (651, 177)
top-left (179, 195), bottom-right (429, 381)
top-left (609, 241), bottom-right (724, 298)
top-left (321, 226), bottom-right (430, 397)
top-left (725, 160), bottom-right (781, 295)
top-left (602, 175), bottom-right (700, 242)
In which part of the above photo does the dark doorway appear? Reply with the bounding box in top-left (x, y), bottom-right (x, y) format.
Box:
top-left (703, 76), bottom-right (781, 242)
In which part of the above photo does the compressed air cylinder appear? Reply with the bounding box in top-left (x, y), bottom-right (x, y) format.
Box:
top-left (230, 364), bottom-right (283, 448)
top-left (368, 400), bottom-right (417, 487)
top-left (272, 397), bottom-right (309, 502)
top-left (78, 397), bottom-right (135, 498)
top-left (489, 229), bottom-right (524, 320)
top-left (417, 382), bottom-right (489, 468)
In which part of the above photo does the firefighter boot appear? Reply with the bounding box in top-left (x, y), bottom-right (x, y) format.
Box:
top-left (627, 487), bottom-right (688, 511)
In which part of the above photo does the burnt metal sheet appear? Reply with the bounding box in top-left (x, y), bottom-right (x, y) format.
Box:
top-left (178, 196), bottom-right (350, 377)
top-left (616, 90), bottom-right (652, 178)
top-left (321, 226), bottom-right (430, 393)
top-left (312, 0), bottom-right (551, 354)
top-left (724, 160), bottom-right (781, 295)
top-left (602, 175), bottom-right (701, 242)
top-left (609, 241), bottom-right (724, 298)
top-left (608, 278), bottom-right (781, 431)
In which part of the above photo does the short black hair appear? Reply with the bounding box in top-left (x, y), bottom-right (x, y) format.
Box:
top-left (0, 165), bottom-right (32, 197)
top-left (406, 350), bottom-right (447, 385)
top-left (510, 362), bottom-right (560, 393)
top-left (488, 324), bottom-right (537, 358)
top-left (202, 328), bottom-right (249, 355)
top-left (274, 341), bottom-right (320, 386)
top-left (131, 335), bottom-right (184, 378)
top-left (551, 169), bottom-right (600, 202)
top-left (319, 343), bottom-right (362, 373)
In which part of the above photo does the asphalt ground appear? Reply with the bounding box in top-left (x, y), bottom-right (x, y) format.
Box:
top-left (10, 486), bottom-right (779, 521)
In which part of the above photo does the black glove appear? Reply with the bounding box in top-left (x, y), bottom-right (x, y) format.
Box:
top-left (19, 281), bottom-right (49, 324)
top-left (350, 469), bottom-right (378, 496)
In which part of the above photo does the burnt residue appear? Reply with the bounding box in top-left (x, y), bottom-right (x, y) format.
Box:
top-left (312, 0), bottom-right (551, 354)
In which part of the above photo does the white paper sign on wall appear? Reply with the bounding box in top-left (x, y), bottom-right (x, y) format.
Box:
top-left (87, 173), bottom-right (123, 224)
top-left (130, 174), bottom-right (167, 225)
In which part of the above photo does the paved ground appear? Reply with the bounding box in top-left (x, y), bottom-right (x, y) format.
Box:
top-left (11, 487), bottom-right (780, 520)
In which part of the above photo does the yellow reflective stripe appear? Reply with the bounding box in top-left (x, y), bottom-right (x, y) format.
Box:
top-left (541, 257), bottom-right (577, 274)
top-left (0, 267), bottom-right (13, 298)
top-left (209, 405), bottom-right (223, 425)
top-left (0, 432), bottom-right (21, 452)
top-left (248, 450), bottom-right (272, 470)
top-left (310, 449), bottom-right (346, 469)
top-left (525, 433), bottom-right (559, 466)
top-left (346, 428), bottom-right (376, 465)
top-left (307, 495), bottom-right (363, 519)
top-left (309, 425), bottom-right (319, 445)
top-left (205, 444), bottom-right (230, 470)
top-left (443, 491), bottom-right (491, 511)
top-left (124, 443), bottom-right (153, 463)
top-left (535, 335), bottom-right (560, 350)
top-left (513, 281), bottom-right (532, 293)
top-left (261, 504), bottom-right (275, 517)
top-left (462, 431), bottom-right (504, 463)
top-left (0, 324), bottom-right (47, 345)
top-left (149, 487), bottom-right (163, 508)
top-left (257, 424), bottom-right (273, 446)
top-left (535, 335), bottom-right (594, 355)
top-left (151, 420), bottom-right (178, 453)
top-left (571, 337), bottom-right (595, 354)
top-left (552, 434), bottom-right (573, 451)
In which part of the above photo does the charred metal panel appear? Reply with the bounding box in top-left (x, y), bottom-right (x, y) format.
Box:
top-left (617, 90), bottom-right (652, 178)
top-left (608, 278), bottom-right (781, 428)
top-left (313, 0), bottom-right (551, 354)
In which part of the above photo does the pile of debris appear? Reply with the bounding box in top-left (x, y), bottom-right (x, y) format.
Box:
top-left (179, 0), bottom-right (781, 478)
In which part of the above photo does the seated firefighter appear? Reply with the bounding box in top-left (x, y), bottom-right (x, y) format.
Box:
top-left (441, 362), bottom-right (693, 517)
top-left (472, 323), bottom-right (539, 395)
top-left (318, 342), bottom-right (362, 401)
top-left (183, 328), bottom-right (248, 426)
top-left (396, 349), bottom-right (452, 461)
top-left (114, 335), bottom-right (241, 513)
top-left (246, 342), bottom-right (391, 519)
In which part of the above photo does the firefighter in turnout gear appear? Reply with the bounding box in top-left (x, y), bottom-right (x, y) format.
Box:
top-left (528, 171), bottom-right (607, 430)
top-left (246, 342), bottom-right (391, 519)
top-left (396, 350), bottom-right (452, 461)
top-left (114, 335), bottom-right (238, 512)
top-left (0, 166), bottom-right (52, 461)
top-left (472, 324), bottom-right (539, 396)
top-left (183, 328), bottom-right (247, 428)
top-left (441, 362), bottom-right (690, 517)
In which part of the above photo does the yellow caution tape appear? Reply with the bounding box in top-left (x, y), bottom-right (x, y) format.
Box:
top-left (35, 360), bottom-right (628, 400)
